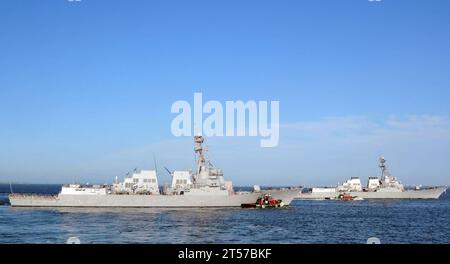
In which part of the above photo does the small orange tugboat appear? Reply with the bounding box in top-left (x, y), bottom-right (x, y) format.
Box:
top-left (241, 193), bottom-right (286, 208)
top-left (338, 193), bottom-right (355, 201)
top-left (337, 193), bottom-right (364, 201)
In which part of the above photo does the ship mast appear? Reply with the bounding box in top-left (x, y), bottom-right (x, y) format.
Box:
top-left (379, 156), bottom-right (392, 181)
top-left (194, 136), bottom-right (206, 183)
top-left (378, 156), bottom-right (403, 190)
top-left (193, 136), bottom-right (225, 188)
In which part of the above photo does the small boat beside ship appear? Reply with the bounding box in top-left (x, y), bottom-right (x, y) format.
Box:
top-left (338, 193), bottom-right (357, 201)
top-left (241, 193), bottom-right (286, 208)
top-left (298, 157), bottom-right (447, 200)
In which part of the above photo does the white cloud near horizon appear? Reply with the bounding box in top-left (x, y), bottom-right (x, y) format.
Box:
top-left (2, 115), bottom-right (450, 186)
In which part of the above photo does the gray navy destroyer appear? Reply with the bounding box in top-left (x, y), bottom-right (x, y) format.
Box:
top-left (298, 157), bottom-right (447, 200)
top-left (9, 136), bottom-right (299, 207)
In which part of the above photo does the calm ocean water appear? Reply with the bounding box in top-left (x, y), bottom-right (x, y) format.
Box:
top-left (0, 184), bottom-right (449, 244)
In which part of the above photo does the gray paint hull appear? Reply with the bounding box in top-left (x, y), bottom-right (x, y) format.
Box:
top-left (9, 189), bottom-right (299, 208)
top-left (297, 187), bottom-right (448, 200)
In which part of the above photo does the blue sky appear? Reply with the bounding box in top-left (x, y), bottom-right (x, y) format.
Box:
top-left (1, 0), bottom-right (450, 185)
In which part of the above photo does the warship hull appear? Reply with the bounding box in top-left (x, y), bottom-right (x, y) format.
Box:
top-left (297, 187), bottom-right (447, 200)
top-left (9, 189), bottom-right (299, 208)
